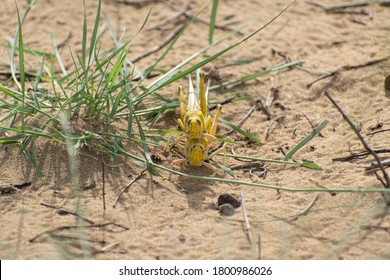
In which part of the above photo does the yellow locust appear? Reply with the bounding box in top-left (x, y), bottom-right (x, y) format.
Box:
top-left (168, 70), bottom-right (225, 174)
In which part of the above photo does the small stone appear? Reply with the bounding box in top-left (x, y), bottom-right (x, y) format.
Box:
top-left (385, 74), bottom-right (390, 99)
top-left (219, 204), bottom-right (235, 216)
top-left (217, 193), bottom-right (241, 208)
top-left (0, 183), bottom-right (17, 194)
top-left (178, 234), bottom-right (186, 243)
top-left (119, 249), bottom-right (128, 254)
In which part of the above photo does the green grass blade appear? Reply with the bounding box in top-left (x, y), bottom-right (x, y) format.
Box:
top-left (88, 0), bottom-right (102, 66)
top-left (18, 134), bottom-right (42, 176)
top-left (152, 163), bottom-right (390, 194)
top-left (209, 0), bottom-right (219, 45)
top-left (209, 60), bottom-right (303, 90)
top-left (16, 3), bottom-right (26, 129)
top-left (213, 160), bottom-right (235, 177)
top-left (0, 139), bottom-right (21, 144)
top-left (283, 120), bottom-right (329, 161)
top-left (142, 8), bottom-right (244, 99)
top-left (136, 7), bottom-right (152, 35)
top-left (23, 148), bottom-right (43, 177)
top-left (148, 1), bottom-right (295, 93)
top-left (106, 47), bottom-right (128, 90)
top-left (123, 76), bottom-right (134, 137)
top-left (134, 113), bottom-right (160, 176)
top-left (141, 4), bottom-right (208, 82)
top-left (219, 117), bottom-right (262, 143)
top-left (301, 162), bottom-right (323, 171)
top-left (10, 1), bottom-right (33, 91)
top-left (81, 0), bottom-right (87, 69)
top-left (51, 32), bottom-right (67, 76)
top-left (0, 84), bottom-right (23, 101)
top-left (32, 58), bottom-right (45, 110)
top-left (241, 61), bottom-right (302, 83)
top-left (221, 153), bottom-right (322, 170)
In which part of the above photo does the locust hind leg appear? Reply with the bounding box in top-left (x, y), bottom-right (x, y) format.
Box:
top-left (203, 145), bottom-right (227, 176)
top-left (163, 135), bottom-right (174, 152)
top-left (177, 118), bottom-right (186, 132)
top-left (179, 86), bottom-right (187, 121)
top-left (208, 104), bottom-right (222, 136)
top-left (163, 132), bottom-right (187, 152)
top-left (202, 161), bottom-right (220, 176)
top-left (199, 72), bottom-right (208, 118)
top-left (169, 158), bottom-right (188, 180)
top-left (208, 145), bottom-right (227, 164)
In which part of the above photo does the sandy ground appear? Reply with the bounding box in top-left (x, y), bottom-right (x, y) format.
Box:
top-left (1, 0), bottom-right (390, 259)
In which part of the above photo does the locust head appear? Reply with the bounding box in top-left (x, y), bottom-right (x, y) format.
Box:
top-left (185, 111), bottom-right (206, 139)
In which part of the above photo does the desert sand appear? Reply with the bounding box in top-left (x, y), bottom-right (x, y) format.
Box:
top-left (0, 0), bottom-right (390, 259)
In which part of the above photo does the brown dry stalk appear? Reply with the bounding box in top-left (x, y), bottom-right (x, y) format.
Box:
top-left (164, 1), bottom-right (244, 35)
top-left (145, 8), bottom-right (187, 31)
top-left (102, 162), bottom-right (106, 211)
top-left (307, 56), bottom-right (390, 88)
top-left (113, 169), bottom-right (147, 207)
top-left (325, 90), bottom-right (390, 188)
top-left (240, 191), bottom-right (254, 246)
top-left (40, 203), bottom-right (95, 225)
top-left (130, 23), bottom-right (186, 63)
top-left (333, 149), bottom-right (390, 162)
top-left (306, 0), bottom-right (390, 11)
top-left (29, 223), bottom-right (129, 243)
top-left (116, 0), bottom-right (162, 6)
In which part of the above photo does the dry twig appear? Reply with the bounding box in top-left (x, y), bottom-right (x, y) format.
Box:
top-left (367, 128), bottom-right (390, 136)
top-left (145, 8), bottom-right (187, 31)
top-left (116, 0), bottom-right (162, 6)
top-left (164, 1), bottom-right (244, 35)
top-left (325, 90), bottom-right (390, 188)
top-left (240, 191), bottom-right (254, 246)
top-left (113, 169), bottom-right (147, 207)
top-left (57, 32), bottom-right (72, 49)
top-left (306, 0), bottom-right (390, 11)
top-left (223, 104), bottom-right (256, 136)
top-left (303, 113), bottom-right (324, 138)
top-left (102, 162), bottom-right (106, 211)
top-left (297, 193), bottom-right (319, 216)
top-left (209, 97), bottom-right (236, 111)
top-left (40, 203), bottom-right (95, 225)
top-left (333, 149), bottom-right (390, 162)
top-left (29, 223), bottom-right (129, 243)
top-left (130, 23), bottom-right (186, 63)
top-left (307, 56), bottom-right (390, 88)
top-left (365, 158), bottom-right (390, 172)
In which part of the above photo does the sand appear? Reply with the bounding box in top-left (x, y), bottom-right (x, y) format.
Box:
top-left (0, 0), bottom-right (390, 259)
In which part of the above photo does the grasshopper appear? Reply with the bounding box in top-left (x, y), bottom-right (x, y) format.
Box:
top-left (168, 70), bottom-right (225, 174)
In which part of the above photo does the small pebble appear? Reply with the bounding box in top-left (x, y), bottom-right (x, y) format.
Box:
top-left (217, 193), bottom-right (241, 208)
top-left (178, 234), bottom-right (186, 243)
top-left (219, 204), bottom-right (235, 216)
top-left (385, 73), bottom-right (390, 99)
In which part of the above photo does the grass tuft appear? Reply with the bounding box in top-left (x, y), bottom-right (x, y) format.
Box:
top-left (0, 0), bottom-right (344, 191)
